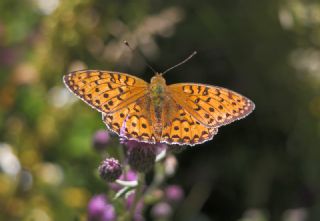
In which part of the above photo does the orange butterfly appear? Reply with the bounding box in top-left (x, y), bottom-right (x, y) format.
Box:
top-left (63, 67), bottom-right (254, 146)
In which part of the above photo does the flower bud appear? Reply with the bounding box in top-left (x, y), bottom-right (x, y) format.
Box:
top-left (125, 141), bottom-right (156, 173)
top-left (98, 158), bottom-right (122, 182)
top-left (165, 185), bottom-right (184, 203)
top-left (92, 130), bottom-right (111, 151)
top-left (151, 202), bottom-right (172, 219)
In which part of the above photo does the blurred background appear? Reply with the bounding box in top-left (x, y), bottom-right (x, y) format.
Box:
top-left (1, 0), bottom-right (320, 220)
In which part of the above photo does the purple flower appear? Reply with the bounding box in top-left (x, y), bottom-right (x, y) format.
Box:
top-left (100, 205), bottom-right (116, 221)
top-left (87, 194), bottom-right (116, 221)
top-left (98, 158), bottom-right (122, 182)
top-left (124, 140), bottom-right (157, 172)
top-left (151, 202), bottom-right (172, 219)
top-left (109, 169), bottom-right (137, 191)
top-left (92, 130), bottom-right (111, 151)
top-left (165, 185), bottom-right (184, 203)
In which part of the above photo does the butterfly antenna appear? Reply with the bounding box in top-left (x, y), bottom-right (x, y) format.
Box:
top-left (123, 40), bottom-right (157, 73)
top-left (162, 51), bottom-right (197, 75)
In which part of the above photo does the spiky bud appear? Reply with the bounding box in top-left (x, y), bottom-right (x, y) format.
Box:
top-left (125, 140), bottom-right (156, 173)
top-left (98, 158), bottom-right (122, 182)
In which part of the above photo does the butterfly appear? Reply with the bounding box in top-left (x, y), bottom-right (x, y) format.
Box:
top-left (63, 68), bottom-right (255, 146)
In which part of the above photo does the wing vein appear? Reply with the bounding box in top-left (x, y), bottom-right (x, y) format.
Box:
top-left (100, 89), bottom-right (146, 107)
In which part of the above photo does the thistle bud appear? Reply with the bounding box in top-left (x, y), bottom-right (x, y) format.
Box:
top-left (125, 140), bottom-right (156, 173)
top-left (98, 158), bottom-right (122, 182)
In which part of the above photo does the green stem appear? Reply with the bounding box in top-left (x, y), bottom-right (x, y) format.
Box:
top-left (117, 143), bottom-right (126, 165)
top-left (129, 173), bottom-right (145, 219)
top-left (144, 162), bottom-right (165, 197)
top-left (117, 143), bottom-right (129, 178)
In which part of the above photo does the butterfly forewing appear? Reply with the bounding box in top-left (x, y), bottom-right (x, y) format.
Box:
top-left (63, 70), bottom-right (148, 114)
top-left (168, 83), bottom-right (255, 128)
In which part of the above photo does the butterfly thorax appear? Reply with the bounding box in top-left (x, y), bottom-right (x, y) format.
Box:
top-left (149, 73), bottom-right (166, 105)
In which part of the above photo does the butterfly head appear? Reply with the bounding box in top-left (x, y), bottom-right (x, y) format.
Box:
top-left (150, 73), bottom-right (166, 85)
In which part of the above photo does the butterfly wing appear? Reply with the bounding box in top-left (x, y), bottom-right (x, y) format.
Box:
top-left (64, 71), bottom-right (254, 145)
top-left (102, 96), bottom-right (157, 143)
top-left (63, 70), bottom-right (148, 114)
top-left (160, 101), bottom-right (218, 145)
top-left (168, 83), bottom-right (255, 128)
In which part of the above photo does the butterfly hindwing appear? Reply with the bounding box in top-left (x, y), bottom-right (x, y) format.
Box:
top-left (103, 100), bottom-right (157, 143)
top-left (160, 101), bottom-right (218, 145)
top-left (63, 70), bottom-right (148, 114)
top-left (168, 83), bottom-right (255, 128)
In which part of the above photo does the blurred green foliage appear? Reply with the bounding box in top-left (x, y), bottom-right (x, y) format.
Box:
top-left (1, 0), bottom-right (320, 220)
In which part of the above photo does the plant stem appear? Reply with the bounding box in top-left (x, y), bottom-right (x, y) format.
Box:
top-left (117, 143), bottom-right (126, 165)
top-left (117, 143), bottom-right (129, 178)
top-left (129, 173), bottom-right (145, 219)
top-left (144, 162), bottom-right (165, 197)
